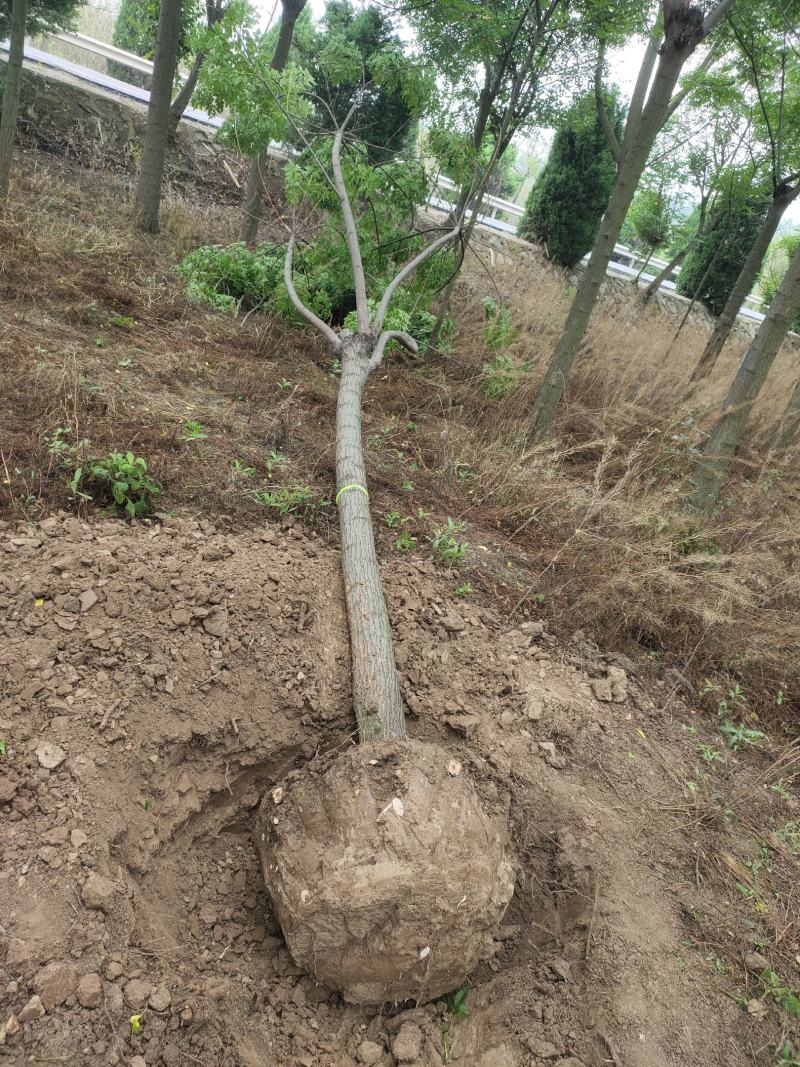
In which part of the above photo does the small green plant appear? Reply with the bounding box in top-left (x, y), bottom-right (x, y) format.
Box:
top-left (232, 459), bottom-right (255, 479)
top-left (278, 378), bottom-right (293, 390)
top-left (75, 452), bottom-right (162, 519)
top-left (46, 426), bottom-right (76, 459)
top-left (697, 742), bottom-right (723, 764)
top-left (455, 581), bottom-right (473, 597)
top-left (180, 419), bottom-right (208, 442)
top-left (395, 530), bottom-right (417, 552)
top-left (770, 780), bottom-right (792, 801)
top-left (109, 314), bottom-right (135, 329)
top-left (438, 987), bottom-right (470, 1064)
top-left (719, 720), bottom-right (765, 752)
top-left (265, 451), bottom-right (287, 475)
top-left (0, 739), bottom-right (7, 756)
top-left (94, 336), bottom-right (108, 348)
top-left (481, 353), bottom-right (522, 400)
top-left (759, 969), bottom-right (800, 1018)
top-left (482, 297), bottom-right (519, 352)
top-left (384, 510), bottom-right (403, 529)
top-left (777, 821), bottom-right (800, 854)
top-left (430, 518), bottom-right (468, 566)
top-left (777, 1042), bottom-right (800, 1066)
top-left (250, 486), bottom-right (329, 516)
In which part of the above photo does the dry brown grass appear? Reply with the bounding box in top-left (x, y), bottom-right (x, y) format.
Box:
top-left (401, 246), bottom-right (800, 718)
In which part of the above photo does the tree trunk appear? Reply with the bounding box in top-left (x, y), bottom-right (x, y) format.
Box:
top-left (691, 184), bottom-right (798, 382)
top-left (643, 245), bottom-right (686, 300)
top-left (526, 6), bottom-right (711, 441)
top-left (0, 0), bottom-right (28, 200)
top-left (774, 378), bottom-right (800, 453)
top-left (336, 334), bottom-right (406, 742)
top-left (133, 0), bottom-right (183, 233)
top-left (689, 241), bottom-right (800, 514)
top-left (167, 50), bottom-right (204, 138)
top-left (635, 246), bottom-right (656, 282)
top-left (239, 1), bottom-right (306, 245)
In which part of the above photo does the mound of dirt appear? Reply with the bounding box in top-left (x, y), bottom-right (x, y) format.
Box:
top-left (0, 511), bottom-right (792, 1066)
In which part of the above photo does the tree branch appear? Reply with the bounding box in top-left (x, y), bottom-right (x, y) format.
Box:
top-left (665, 43), bottom-right (719, 120)
top-left (621, 18), bottom-right (661, 157)
top-left (368, 331), bottom-right (418, 373)
top-left (702, 0), bottom-right (737, 37)
top-left (372, 223), bottom-right (462, 335)
top-left (330, 101), bottom-right (370, 333)
top-left (284, 234), bottom-right (341, 349)
top-left (595, 42), bottom-right (621, 164)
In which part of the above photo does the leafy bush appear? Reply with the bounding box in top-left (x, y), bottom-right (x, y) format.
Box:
top-left (677, 173), bottom-right (770, 316)
top-left (178, 243), bottom-right (284, 313)
top-left (76, 452), bottom-right (162, 518)
top-left (430, 518), bottom-right (468, 566)
top-left (519, 92), bottom-right (622, 267)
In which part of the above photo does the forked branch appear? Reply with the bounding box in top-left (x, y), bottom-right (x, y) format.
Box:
top-left (283, 234), bottom-right (341, 349)
top-left (372, 224), bottom-right (462, 336)
top-left (331, 101), bottom-right (370, 334)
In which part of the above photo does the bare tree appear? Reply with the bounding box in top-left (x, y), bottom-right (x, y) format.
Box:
top-left (239, 0), bottom-right (307, 246)
top-left (526, 0), bottom-right (736, 441)
top-left (0, 0), bottom-right (29, 199)
top-left (133, 0), bottom-right (183, 232)
top-left (690, 239), bottom-right (800, 513)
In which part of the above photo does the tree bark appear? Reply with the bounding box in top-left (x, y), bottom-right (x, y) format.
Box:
top-left (643, 245), bottom-right (686, 300)
top-left (167, 50), bottom-right (204, 137)
top-left (774, 377), bottom-right (800, 453)
top-left (133, 0), bottom-right (183, 233)
top-left (526, 2), bottom-right (725, 441)
top-left (689, 241), bottom-right (800, 514)
top-left (239, 0), bottom-right (306, 245)
top-left (691, 183), bottom-right (798, 382)
top-left (336, 334), bottom-right (406, 742)
top-left (0, 0), bottom-right (28, 200)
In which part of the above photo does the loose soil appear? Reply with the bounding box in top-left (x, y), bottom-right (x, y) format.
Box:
top-left (1, 82), bottom-right (799, 1067)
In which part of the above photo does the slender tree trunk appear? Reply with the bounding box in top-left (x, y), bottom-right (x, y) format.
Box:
top-left (644, 245), bottom-right (686, 300)
top-left (773, 377), bottom-right (800, 453)
top-left (133, 0), bottom-right (183, 233)
top-left (0, 0), bottom-right (28, 200)
top-left (239, 1), bottom-right (306, 245)
top-left (526, 5), bottom-right (718, 441)
top-left (691, 184), bottom-right (798, 382)
top-left (635, 247), bottom-right (656, 282)
top-left (336, 334), bottom-right (406, 742)
top-left (689, 242), bottom-right (800, 514)
top-left (167, 51), bottom-right (204, 137)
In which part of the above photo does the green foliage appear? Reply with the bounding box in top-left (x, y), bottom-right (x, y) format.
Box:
top-left (180, 144), bottom-right (451, 346)
top-left (519, 92), bottom-right (623, 268)
top-left (677, 171), bottom-right (770, 315)
top-left (77, 452), bottom-right (162, 518)
top-left (759, 969), bottom-right (800, 1018)
top-left (194, 0), bottom-right (312, 156)
top-left (430, 518), bottom-right (467, 566)
top-left (0, 739), bottom-right (7, 756)
top-left (180, 419), bottom-right (208, 441)
top-left (0, 0), bottom-right (81, 39)
top-left (777, 821), bottom-right (800, 854)
top-left (759, 231), bottom-right (800, 332)
top-left (109, 0), bottom-right (201, 86)
top-left (626, 185), bottom-right (674, 253)
top-left (293, 1), bottom-right (431, 163)
top-left (250, 485), bottom-right (330, 515)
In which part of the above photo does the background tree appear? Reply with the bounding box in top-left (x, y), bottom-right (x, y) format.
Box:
top-left (237, 0), bottom-right (308, 245)
top-left (759, 230), bottom-right (800, 331)
top-left (167, 0), bottom-right (225, 136)
top-left (294, 1), bottom-right (420, 164)
top-left (625, 181), bottom-right (676, 279)
top-left (527, 0), bottom-right (736, 442)
top-left (690, 0), bottom-right (800, 382)
top-left (519, 90), bottom-right (622, 268)
top-left (132, 0), bottom-right (183, 232)
top-left (690, 239), bottom-right (800, 514)
top-left (110, 0), bottom-right (200, 87)
top-left (0, 0), bottom-right (81, 198)
top-left (676, 165), bottom-right (769, 313)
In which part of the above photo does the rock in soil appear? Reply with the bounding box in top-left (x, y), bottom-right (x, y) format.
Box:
top-left (256, 739), bottom-right (516, 1005)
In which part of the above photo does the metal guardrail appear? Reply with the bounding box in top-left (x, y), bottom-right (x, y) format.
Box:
top-left (51, 31), bottom-right (154, 75)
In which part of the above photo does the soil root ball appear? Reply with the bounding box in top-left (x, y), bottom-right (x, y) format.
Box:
top-left (255, 739), bottom-right (516, 1005)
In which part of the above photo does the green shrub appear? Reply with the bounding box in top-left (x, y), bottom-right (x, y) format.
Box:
top-left (519, 92), bottom-right (622, 267)
top-left (677, 174), bottom-right (770, 316)
top-left (75, 452), bottom-right (162, 518)
top-left (178, 242), bottom-right (284, 313)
